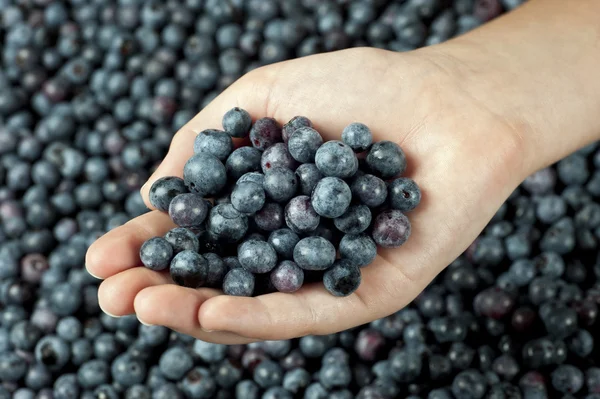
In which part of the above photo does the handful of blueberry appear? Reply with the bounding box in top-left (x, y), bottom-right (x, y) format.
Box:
top-left (141, 108), bottom-right (421, 297)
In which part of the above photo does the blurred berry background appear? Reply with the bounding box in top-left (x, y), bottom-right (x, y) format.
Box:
top-left (5, 1), bottom-right (600, 398)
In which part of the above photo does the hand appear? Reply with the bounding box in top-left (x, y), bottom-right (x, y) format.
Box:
top-left (86, 46), bottom-right (529, 344)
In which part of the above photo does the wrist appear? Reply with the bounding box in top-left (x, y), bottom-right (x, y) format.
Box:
top-left (428, 0), bottom-right (600, 177)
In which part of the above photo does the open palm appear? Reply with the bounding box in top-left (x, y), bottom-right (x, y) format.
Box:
top-left (86, 47), bottom-right (528, 344)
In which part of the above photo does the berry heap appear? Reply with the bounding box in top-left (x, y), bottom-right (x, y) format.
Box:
top-left (143, 108), bottom-right (421, 297)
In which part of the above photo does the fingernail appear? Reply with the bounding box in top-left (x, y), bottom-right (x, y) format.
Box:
top-left (200, 327), bottom-right (219, 333)
top-left (85, 266), bottom-right (102, 280)
top-left (99, 305), bottom-right (121, 319)
top-left (137, 316), bottom-right (153, 327)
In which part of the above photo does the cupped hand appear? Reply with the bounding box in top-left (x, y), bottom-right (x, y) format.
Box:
top-left (86, 46), bottom-right (530, 344)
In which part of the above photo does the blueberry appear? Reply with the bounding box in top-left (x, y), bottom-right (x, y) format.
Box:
top-left (169, 193), bottom-right (209, 228)
top-left (371, 209), bottom-right (411, 248)
top-left (293, 236), bottom-right (336, 271)
top-left (451, 369), bottom-right (487, 399)
top-left (238, 239), bottom-right (277, 274)
top-left (557, 154), bottom-right (589, 185)
top-left (254, 202), bottom-right (284, 232)
top-left (342, 123), bottom-right (373, 152)
top-left (139, 237), bottom-right (174, 271)
top-left (523, 167), bottom-right (556, 194)
top-left (285, 195), bottom-right (320, 233)
top-left (323, 259), bottom-right (361, 297)
top-left (181, 367), bottom-right (217, 399)
top-left (268, 228), bottom-right (300, 260)
top-left (149, 176), bottom-right (188, 212)
top-left (159, 346), bottom-right (194, 381)
top-left (253, 359), bottom-right (283, 389)
top-left (311, 177), bottom-right (352, 218)
top-left (235, 380), bottom-right (260, 399)
top-left (226, 146), bottom-right (262, 180)
top-left (238, 172), bottom-right (265, 187)
top-left (170, 250), bottom-right (208, 288)
top-left (282, 116), bottom-right (313, 143)
top-left (314, 140), bottom-right (358, 179)
top-left (351, 174), bottom-right (388, 208)
top-left (389, 177), bottom-right (421, 212)
top-left (540, 217), bottom-right (576, 254)
top-left (223, 268), bottom-right (255, 297)
top-left (566, 329), bottom-right (594, 357)
top-left (184, 153), bottom-right (227, 196)
top-left (78, 359), bottom-right (109, 389)
top-left (207, 203), bottom-right (249, 243)
top-left (287, 126), bottom-right (324, 163)
top-left (552, 365), bottom-right (584, 394)
top-left (263, 166), bottom-right (298, 203)
top-left (295, 163), bottom-right (323, 196)
top-left (194, 129), bottom-right (234, 161)
top-left (222, 107), bottom-right (252, 138)
top-left (230, 181), bottom-right (265, 215)
top-left (189, 342), bottom-right (225, 369)
top-left (35, 335), bottom-right (70, 371)
top-left (164, 227), bottom-right (200, 254)
top-left (249, 117), bottom-right (282, 150)
top-left (53, 374), bottom-right (80, 399)
top-left (366, 141), bottom-right (407, 179)
top-left (473, 287), bottom-right (515, 319)
top-left (261, 142), bottom-right (297, 173)
top-left (0, 351), bottom-right (27, 381)
top-left (24, 363), bottom-right (52, 391)
top-left (56, 317), bottom-right (82, 342)
top-left (270, 261), bottom-right (304, 293)
top-left (334, 205), bottom-right (372, 235)
top-left (50, 282), bottom-right (82, 316)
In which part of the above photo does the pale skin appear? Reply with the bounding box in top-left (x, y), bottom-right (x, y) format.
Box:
top-left (86, 0), bottom-right (600, 344)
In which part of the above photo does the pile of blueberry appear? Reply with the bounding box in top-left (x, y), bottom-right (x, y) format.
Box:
top-left (143, 108), bottom-right (420, 297)
top-left (12, 0), bottom-right (600, 398)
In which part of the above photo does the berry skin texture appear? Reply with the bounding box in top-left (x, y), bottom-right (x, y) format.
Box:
top-left (261, 142), bottom-right (297, 173)
top-left (282, 116), bottom-right (313, 143)
top-left (552, 365), bottom-right (584, 394)
top-left (140, 237), bottom-right (174, 271)
top-left (311, 177), bottom-right (352, 218)
top-left (268, 228), bottom-right (300, 260)
top-left (334, 205), bottom-right (372, 235)
top-left (263, 166), bottom-right (298, 203)
top-left (148, 176), bottom-right (187, 212)
top-left (295, 163), bottom-right (323, 196)
top-left (293, 236), bottom-right (336, 271)
top-left (285, 195), bottom-right (320, 234)
top-left (271, 261), bottom-right (304, 293)
top-left (372, 209), bottom-right (412, 248)
top-left (231, 181), bottom-right (265, 215)
top-left (183, 153), bottom-right (227, 196)
top-left (351, 174), bottom-right (388, 208)
top-left (253, 360), bottom-right (283, 389)
top-left (287, 126), bottom-right (324, 163)
top-left (223, 268), bottom-right (255, 297)
top-left (164, 227), bottom-right (200, 254)
top-left (238, 239), bottom-right (278, 274)
top-left (389, 177), bottom-right (421, 212)
top-left (168, 193), bottom-right (208, 228)
top-left (226, 146), bottom-right (262, 180)
top-left (222, 107), bottom-right (252, 138)
top-left (254, 202), bottom-right (284, 232)
top-left (451, 369), bottom-right (487, 399)
top-left (249, 117), bottom-right (282, 150)
top-left (339, 234), bottom-right (377, 267)
top-left (342, 122), bottom-right (373, 152)
top-left (315, 140), bottom-right (358, 178)
top-left (170, 250), bottom-right (208, 288)
top-left (323, 259), bottom-right (361, 297)
top-left (366, 141), bottom-right (407, 179)
top-left (206, 203), bottom-right (248, 243)
top-left (193, 129), bottom-right (234, 161)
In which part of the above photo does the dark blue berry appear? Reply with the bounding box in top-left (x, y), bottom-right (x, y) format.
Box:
top-left (223, 268), bottom-right (255, 297)
top-left (250, 117), bottom-right (282, 151)
top-left (194, 129), bottom-right (234, 162)
top-left (170, 250), bottom-right (208, 288)
top-left (140, 237), bottom-right (173, 271)
top-left (288, 127), bottom-right (324, 163)
top-left (238, 239), bottom-right (277, 274)
top-left (366, 141), bottom-right (407, 179)
top-left (351, 174), bottom-right (388, 208)
top-left (342, 123), bottom-right (372, 152)
top-left (324, 259), bottom-right (361, 297)
top-left (164, 227), bottom-right (200, 254)
top-left (263, 166), bottom-right (298, 203)
top-left (295, 163), bottom-right (323, 196)
top-left (293, 236), bottom-right (336, 271)
top-left (207, 204), bottom-right (249, 243)
top-left (184, 153), bottom-right (227, 196)
top-left (389, 177), bottom-right (421, 212)
top-left (268, 228), bottom-right (300, 260)
top-left (222, 107), bottom-right (252, 138)
top-left (311, 177), bottom-right (352, 218)
top-left (149, 176), bottom-right (187, 212)
top-left (231, 181), bottom-right (265, 215)
top-left (169, 193), bottom-right (208, 228)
